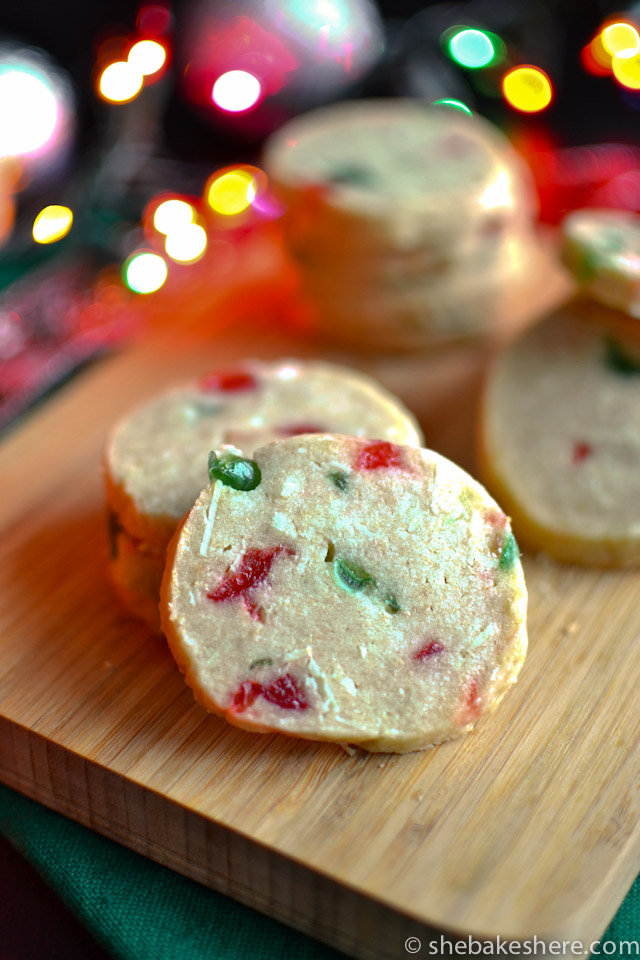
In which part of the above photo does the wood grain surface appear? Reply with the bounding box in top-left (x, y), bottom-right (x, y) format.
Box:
top-left (2, 240), bottom-right (639, 959)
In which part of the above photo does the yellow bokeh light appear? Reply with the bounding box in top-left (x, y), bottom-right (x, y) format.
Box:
top-left (165, 222), bottom-right (207, 262)
top-left (589, 33), bottom-right (613, 70)
top-left (153, 198), bottom-right (194, 234)
top-left (99, 61), bottom-right (143, 103)
top-left (128, 39), bottom-right (167, 76)
top-left (502, 66), bottom-right (553, 113)
top-left (32, 205), bottom-right (73, 244)
top-left (124, 251), bottom-right (168, 293)
top-left (612, 51), bottom-right (640, 88)
top-left (601, 22), bottom-right (640, 60)
top-left (207, 170), bottom-right (256, 216)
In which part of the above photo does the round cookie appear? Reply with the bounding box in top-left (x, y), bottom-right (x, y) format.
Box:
top-left (302, 232), bottom-right (541, 350)
top-left (107, 515), bottom-right (165, 632)
top-left (479, 299), bottom-right (640, 565)
top-left (562, 209), bottom-right (640, 317)
top-left (264, 99), bottom-right (537, 257)
top-left (105, 360), bottom-right (424, 554)
top-left (161, 435), bottom-right (528, 753)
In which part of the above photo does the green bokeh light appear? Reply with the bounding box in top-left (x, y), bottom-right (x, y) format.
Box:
top-left (448, 28), bottom-right (496, 68)
top-left (431, 98), bottom-right (473, 115)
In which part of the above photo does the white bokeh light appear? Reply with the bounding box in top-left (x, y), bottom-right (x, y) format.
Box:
top-left (212, 71), bottom-right (262, 112)
top-left (0, 68), bottom-right (58, 157)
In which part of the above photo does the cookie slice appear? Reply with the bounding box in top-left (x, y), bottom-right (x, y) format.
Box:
top-left (561, 209), bottom-right (640, 317)
top-left (301, 231), bottom-right (538, 350)
top-left (105, 360), bottom-right (423, 554)
top-left (264, 99), bottom-right (537, 258)
top-left (107, 512), bottom-right (165, 632)
top-left (479, 300), bottom-right (640, 565)
top-left (161, 435), bottom-right (527, 753)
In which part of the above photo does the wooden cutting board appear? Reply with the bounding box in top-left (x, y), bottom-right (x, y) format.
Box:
top-left (1, 243), bottom-right (639, 959)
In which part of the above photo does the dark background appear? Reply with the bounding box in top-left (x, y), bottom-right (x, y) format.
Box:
top-left (0, 0), bottom-right (636, 166)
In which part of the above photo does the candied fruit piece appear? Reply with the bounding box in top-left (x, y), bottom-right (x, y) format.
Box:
top-left (328, 470), bottom-right (349, 492)
top-left (572, 441), bottom-right (593, 464)
top-left (498, 534), bottom-right (519, 571)
top-left (208, 451), bottom-right (261, 491)
top-left (263, 673), bottom-right (309, 710)
top-left (385, 594), bottom-right (401, 614)
top-left (355, 440), bottom-right (404, 471)
top-left (334, 557), bottom-right (374, 593)
top-left (415, 640), bottom-right (444, 661)
top-left (249, 657), bottom-right (273, 670)
top-left (208, 546), bottom-right (294, 604)
top-left (604, 337), bottom-right (640, 376)
top-left (199, 369), bottom-right (259, 392)
top-left (232, 680), bottom-right (262, 712)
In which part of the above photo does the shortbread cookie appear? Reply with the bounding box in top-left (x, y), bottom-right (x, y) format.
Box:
top-left (161, 435), bottom-right (527, 752)
top-left (264, 99), bottom-right (537, 258)
top-left (303, 233), bottom-right (539, 350)
top-left (479, 300), bottom-right (640, 565)
top-left (561, 209), bottom-right (640, 317)
top-left (107, 513), bottom-right (164, 632)
top-left (105, 360), bottom-right (423, 554)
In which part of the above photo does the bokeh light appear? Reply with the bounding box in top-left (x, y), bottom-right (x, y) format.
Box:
top-left (124, 251), bottom-right (168, 293)
top-left (448, 29), bottom-right (495, 69)
top-left (601, 22), bottom-right (640, 60)
top-left (432, 98), bottom-right (472, 115)
top-left (137, 4), bottom-right (173, 36)
top-left (128, 40), bottom-right (167, 76)
top-left (0, 67), bottom-right (59, 157)
top-left (612, 52), bottom-right (640, 89)
top-left (153, 198), bottom-right (194, 234)
top-left (211, 70), bottom-right (262, 112)
top-left (502, 66), bottom-right (553, 113)
top-left (99, 61), bottom-right (143, 103)
top-left (32, 205), bottom-right (73, 243)
top-left (581, 38), bottom-right (612, 76)
top-left (165, 222), bottom-right (207, 262)
top-left (207, 170), bottom-right (256, 215)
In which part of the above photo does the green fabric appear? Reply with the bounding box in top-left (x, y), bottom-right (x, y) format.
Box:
top-left (0, 782), bottom-right (638, 958)
top-left (0, 783), bottom-right (345, 960)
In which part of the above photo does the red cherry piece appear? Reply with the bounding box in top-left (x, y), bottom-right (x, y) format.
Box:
top-left (484, 508), bottom-right (507, 528)
top-left (199, 369), bottom-right (258, 393)
top-left (415, 640), bottom-right (444, 661)
top-left (355, 440), bottom-right (404, 471)
top-left (207, 546), bottom-right (295, 605)
top-left (276, 422), bottom-right (327, 437)
top-left (463, 679), bottom-right (482, 718)
top-left (572, 441), bottom-right (593, 464)
top-left (263, 673), bottom-right (309, 711)
top-left (232, 680), bottom-right (263, 712)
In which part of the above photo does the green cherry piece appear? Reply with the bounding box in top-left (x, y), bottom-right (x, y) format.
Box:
top-left (604, 337), bottom-right (640, 376)
top-left (327, 165), bottom-right (374, 187)
top-left (498, 533), bottom-right (519, 571)
top-left (249, 657), bottom-right (273, 671)
top-left (208, 451), bottom-right (262, 490)
top-left (328, 470), bottom-right (349, 492)
top-left (384, 594), bottom-right (401, 614)
top-left (334, 557), bottom-right (374, 593)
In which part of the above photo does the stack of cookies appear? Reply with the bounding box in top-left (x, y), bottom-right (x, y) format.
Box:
top-left (104, 358), bottom-right (529, 752)
top-left (104, 359), bottom-right (423, 631)
top-left (263, 99), bottom-right (546, 350)
top-left (479, 208), bottom-right (640, 566)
